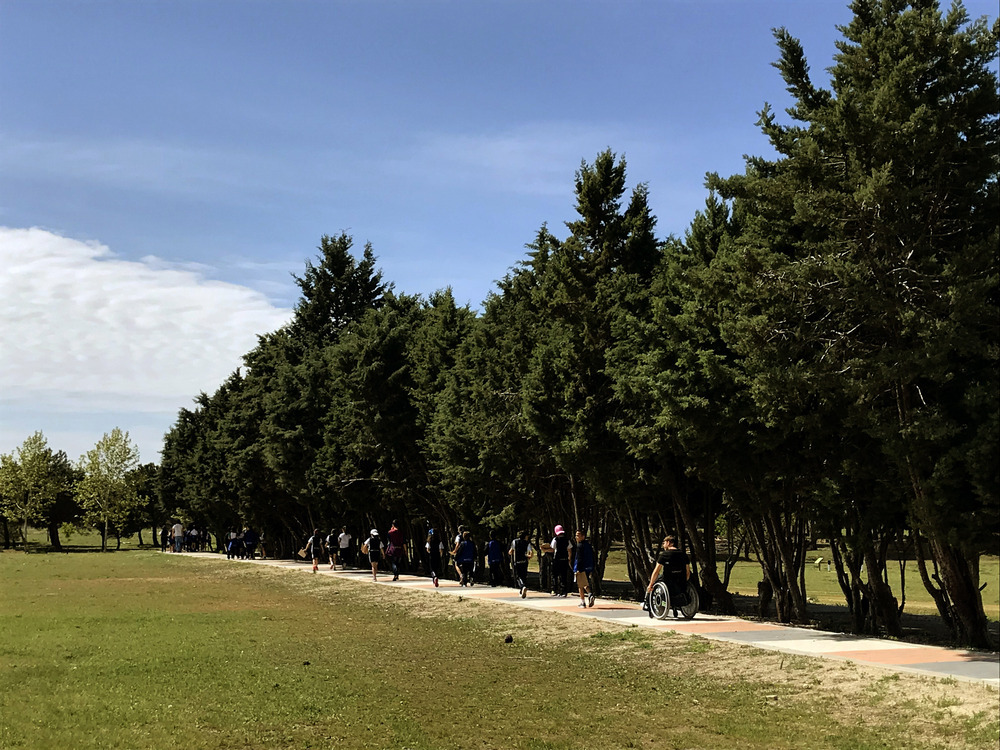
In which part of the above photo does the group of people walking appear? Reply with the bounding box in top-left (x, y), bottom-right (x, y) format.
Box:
top-left (225, 527), bottom-right (262, 559)
top-left (160, 522), bottom-right (265, 559)
top-left (304, 525), bottom-right (398, 577)
top-left (160, 522), bottom-right (210, 553)
top-left (306, 522), bottom-right (601, 607)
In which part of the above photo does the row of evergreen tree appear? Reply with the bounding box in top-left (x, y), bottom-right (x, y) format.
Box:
top-left (158, 1), bottom-right (997, 648)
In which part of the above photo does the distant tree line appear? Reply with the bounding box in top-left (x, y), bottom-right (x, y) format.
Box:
top-left (0, 428), bottom-right (157, 553)
top-left (5, 1), bottom-right (995, 649)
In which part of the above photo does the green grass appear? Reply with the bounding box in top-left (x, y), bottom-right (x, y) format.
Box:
top-left (2, 550), bottom-right (996, 749)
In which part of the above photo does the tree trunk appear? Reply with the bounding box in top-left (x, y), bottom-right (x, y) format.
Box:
top-left (830, 534), bottom-right (867, 634)
top-left (766, 502), bottom-right (809, 623)
top-left (898, 384), bottom-right (992, 648)
top-left (667, 474), bottom-right (736, 615)
top-left (47, 519), bottom-right (62, 551)
top-left (930, 538), bottom-right (993, 650)
top-left (863, 544), bottom-right (902, 638)
top-left (618, 505), bottom-right (653, 594)
top-left (102, 518), bottom-right (108, 552)
top-left (913, 530), bottom-right (953, 628)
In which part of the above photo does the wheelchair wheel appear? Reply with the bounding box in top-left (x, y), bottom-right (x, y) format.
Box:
top-left (649, 581), bottom-right (671, 620)
top-left (679, 581), bottom-right (699, 620)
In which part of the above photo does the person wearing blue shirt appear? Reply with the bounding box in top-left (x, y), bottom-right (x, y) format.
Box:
top-left (486, 531), bottom-right (505, 587)
top-left (573, 529), bottom-right (596, 608)
top-left (453, 531), bottom-right (477, 586)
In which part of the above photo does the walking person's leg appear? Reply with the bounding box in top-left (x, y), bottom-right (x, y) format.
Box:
top-left (515, 562), bottom-right (528, 598)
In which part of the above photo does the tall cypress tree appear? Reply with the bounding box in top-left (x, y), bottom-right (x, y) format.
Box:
top-left (714, 0), bottom-right (998, 646)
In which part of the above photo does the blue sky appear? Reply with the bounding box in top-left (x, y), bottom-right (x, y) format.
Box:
top-left (1, 0), bottom-right (995, 463)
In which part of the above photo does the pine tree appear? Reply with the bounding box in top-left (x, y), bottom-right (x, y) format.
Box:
top-left (714, 0), bottom-right (998, 646)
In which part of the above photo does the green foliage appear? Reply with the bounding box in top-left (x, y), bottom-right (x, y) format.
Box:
top-left (150, 2), bottom-right (998, 647)
top-left (710, 0), bottom-right (998, 644)
top-left (76, 428), bottom-right (142, 551)
top-left (0, 432), bottom-right (69, 546)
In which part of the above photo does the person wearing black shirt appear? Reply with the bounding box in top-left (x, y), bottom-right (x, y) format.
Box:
top-left (509, 530), bottom-right (534, 598)
top-left (550, 525), bottom-right (571, 597)
top-left (646, 535), bottom-right (690, 599)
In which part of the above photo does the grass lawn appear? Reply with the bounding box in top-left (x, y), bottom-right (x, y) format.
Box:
top-left (1, 548), bottom-right (997, 749)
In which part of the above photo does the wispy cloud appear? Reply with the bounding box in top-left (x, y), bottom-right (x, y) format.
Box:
top-left (0, 227), bottom-right (292, 458)
top-left (0, 132), bottom-right (333, 203)
top-left (383, 122), bottom-right (667, 197)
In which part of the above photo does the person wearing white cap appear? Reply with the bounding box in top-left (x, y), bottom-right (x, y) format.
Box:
top-left (361, 529), bottom-right (384, 581)
top-left (550, 524), bottom-right (572, 597)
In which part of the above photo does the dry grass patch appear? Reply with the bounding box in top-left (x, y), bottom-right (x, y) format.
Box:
top-left (265, 561), bottom-right (1000, 748)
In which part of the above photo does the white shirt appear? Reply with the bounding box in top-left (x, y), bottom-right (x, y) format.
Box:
top-left (338, 532), bottom-right (352, 549)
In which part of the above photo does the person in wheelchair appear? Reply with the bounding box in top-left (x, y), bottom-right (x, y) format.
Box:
top-left (645, 535), bottom-right (691, 610)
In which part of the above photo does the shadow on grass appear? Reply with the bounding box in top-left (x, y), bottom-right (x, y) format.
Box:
top-left (2, 543), bottom-right (159, 554)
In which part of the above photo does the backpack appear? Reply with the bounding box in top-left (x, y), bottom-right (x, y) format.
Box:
top-left (512, 538), bottom-right (528, 564)
top-left (553, 535), bottom-right (570, 560)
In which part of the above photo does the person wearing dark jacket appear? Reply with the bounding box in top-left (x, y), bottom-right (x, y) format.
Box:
top-left (387, 520), bottom-right (407, 581)
top-left (573, 529), bottom-right (596, 608)
top-left (486, 531), bottom-right (505, 586)
top-left (453, 531), bottom-right (477, 586)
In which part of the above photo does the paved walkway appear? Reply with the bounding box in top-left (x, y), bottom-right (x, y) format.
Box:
top-left (188, 553), bottom-right (1000, 687)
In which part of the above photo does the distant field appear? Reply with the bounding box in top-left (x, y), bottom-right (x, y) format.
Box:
top-left (2, 549), bottom-right (997, 750)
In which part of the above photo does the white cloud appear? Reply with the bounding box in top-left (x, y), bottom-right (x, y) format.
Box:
top-left (0, 227), bottom-right (292, 459)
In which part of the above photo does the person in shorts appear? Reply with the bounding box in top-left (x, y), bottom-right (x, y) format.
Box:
top-left (362, 529), bottom-right (384, 581)
top-left (573, 529), bottom-right (596, 608)
top-left (306, 529), bottom-right (326, 573)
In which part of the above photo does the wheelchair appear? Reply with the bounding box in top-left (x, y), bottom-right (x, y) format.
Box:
top-left (647, 579), bottom-right (699, 620)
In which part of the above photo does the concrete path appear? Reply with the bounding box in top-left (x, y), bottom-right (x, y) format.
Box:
top-left (188, 553), bottom-right (1000, 687)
